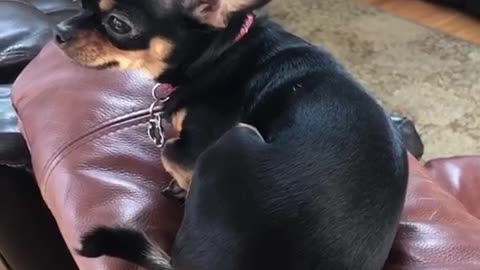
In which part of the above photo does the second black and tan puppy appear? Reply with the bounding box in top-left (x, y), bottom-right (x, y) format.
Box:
top-left (57, 0), bottom-right (409, 269)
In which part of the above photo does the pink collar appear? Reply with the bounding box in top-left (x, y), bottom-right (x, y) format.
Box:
top-left (235, 13), bottom-right (255, 42)
top-left (154, 14), bottom-right (256, 97)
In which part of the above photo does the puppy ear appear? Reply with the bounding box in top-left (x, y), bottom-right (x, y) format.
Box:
top-left (184, 0), bottom-right (270, 28)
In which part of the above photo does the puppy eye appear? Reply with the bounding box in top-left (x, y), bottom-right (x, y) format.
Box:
top-left (107, 16), bottom-right (132, 35)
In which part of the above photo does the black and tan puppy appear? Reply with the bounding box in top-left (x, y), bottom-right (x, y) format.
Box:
top-left (57, 0), bottom-right (409, 269)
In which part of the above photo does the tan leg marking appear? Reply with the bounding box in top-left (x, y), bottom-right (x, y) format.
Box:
top-left (99, 0), bottom-right (115, 12)
top-left (172, 109), bottom-right (188, 133)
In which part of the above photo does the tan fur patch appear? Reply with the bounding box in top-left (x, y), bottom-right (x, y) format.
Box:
top-left (161, 139), bottom-right (193, 192)
top-left (99, 0), bottom-right (115, 12)
top-left (219, 0), bottom-right (259, 27)
top-left (224, 0), bottom-right (257, 13)
top-left (190, 0), bottom-right (258, 28)
top-left (172, 109), bottom-right (188, 133)
top-left (62, 32), bottom-right (173, 78)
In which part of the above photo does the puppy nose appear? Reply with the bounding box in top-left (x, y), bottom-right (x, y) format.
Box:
top-left (55, 23), bottom-right (73, 44)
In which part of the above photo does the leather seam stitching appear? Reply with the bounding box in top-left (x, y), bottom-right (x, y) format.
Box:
top-left (39, 107), bottom-right (160, 183)
top-left (42, 119), bottom-right (150, 197)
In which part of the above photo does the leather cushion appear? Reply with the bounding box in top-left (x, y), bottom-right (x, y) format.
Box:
top-left (386, 155), bottom-right (480, 269)
top-left (27, 0), bottom-right (81, 24)
top-left (425, 156), bottom-right (480, 220)
top-left (12, 43), bottom-right (480, 269)
top-left (0, 2), bottom-right (51, 72)
top-left (0, 84), bottom-right (29, 167)
top-left (0, 0), bottom-right (80, 82)
top-left (0, 166), bottom-right (78, 270)
top-left (13, 42), bottom-right (182, 269)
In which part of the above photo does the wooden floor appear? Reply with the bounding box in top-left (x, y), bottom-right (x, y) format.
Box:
top-left (362, 0), bottom-right (480, 44)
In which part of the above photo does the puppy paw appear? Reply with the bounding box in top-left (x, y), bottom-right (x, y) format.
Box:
top-left (162, 180), bottom-right (187, 202)
top-left (171, 108), bottom-right (187, 133)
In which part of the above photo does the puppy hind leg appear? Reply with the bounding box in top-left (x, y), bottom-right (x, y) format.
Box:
top-left (162, 179), bottom-right (188, 203)
top-left (193, 123), bottom-right (266, 180)
top-left (162, 123), bottom-right (265, 200)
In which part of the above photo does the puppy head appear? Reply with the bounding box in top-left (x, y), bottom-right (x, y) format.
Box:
top-left (57, 0), bottom-right (270, 79)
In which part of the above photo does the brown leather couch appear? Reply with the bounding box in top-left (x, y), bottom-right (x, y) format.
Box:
top-left (10, 43), bottom-right (480, 270)
top-left (0, 1), bottom-right (81, 269)
top-left (0, 0), bottom-right (80, 83)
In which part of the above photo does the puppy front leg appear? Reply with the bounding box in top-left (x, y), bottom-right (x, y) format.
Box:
top-left (161, 138), bottom-right (193, 200)
top-left (160, 107), bottom-right (233, 201)
top-left (161, 109), bottom-right (192, 200)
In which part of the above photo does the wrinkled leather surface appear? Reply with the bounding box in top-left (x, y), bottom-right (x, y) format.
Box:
top-left (0, 0), bottom-right (80, 83)
top-left (386, 155), bottom-right (480, 269)
top-left (0, 0), bottom-right (81, 167)
top-left (13, 42), bottom-right (182, 270)
top-left (12, 43), bottom-right (480, 270)
top-left (425, 156), bottom-right (480, 221)
top-left (0, 85), bottom-right (29, 168)
top-left (0, 85), bottom-right (18, 134)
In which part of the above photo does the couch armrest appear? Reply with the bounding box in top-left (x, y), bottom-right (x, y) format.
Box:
top-left (12, 42), bottom-right (183, 269)
top-left (386, 154), bottom-right (480, 269)
top-left (0, 166), bottom-right (77, 270)
top-left (0, 0), bottom-right (81, 83)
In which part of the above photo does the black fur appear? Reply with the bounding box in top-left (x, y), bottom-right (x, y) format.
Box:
top-left (79, 227), bottom-right (171, 269)
top-left (72, 0), bottom-right (409, 269)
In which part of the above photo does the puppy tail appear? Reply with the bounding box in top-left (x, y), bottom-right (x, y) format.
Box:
top-left (78, 227), bottom-right (172, 270)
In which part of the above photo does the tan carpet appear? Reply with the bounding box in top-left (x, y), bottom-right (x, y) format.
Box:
top-left (267, 0), bottom-right (480, 159)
